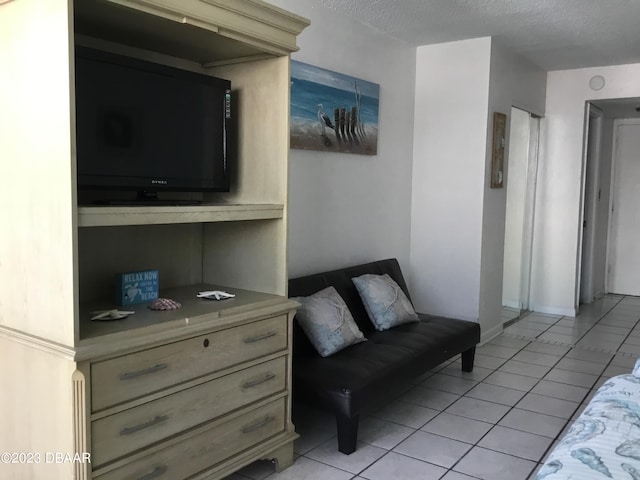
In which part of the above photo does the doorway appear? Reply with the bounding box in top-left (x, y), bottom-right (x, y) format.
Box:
top-left (502, 107), bottom-right (540, 321)
top-left (607, 119), bottom-right (640, 295)
top-left (576, 99), bottom-right (640, 307)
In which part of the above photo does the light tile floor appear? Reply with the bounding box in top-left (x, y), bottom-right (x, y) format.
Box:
top-left (502, 306), bottom-right (522, 325)
top-left (226, 294), bottom-right (640, 480)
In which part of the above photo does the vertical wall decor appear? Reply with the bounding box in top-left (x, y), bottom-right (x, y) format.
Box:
top-left (491, 112), bottom-right (507, 188)
top-left (290, 60), bottom-right (379, 155)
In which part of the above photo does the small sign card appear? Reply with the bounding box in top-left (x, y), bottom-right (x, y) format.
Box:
top-left (116, 269), bottom-right (159, 306)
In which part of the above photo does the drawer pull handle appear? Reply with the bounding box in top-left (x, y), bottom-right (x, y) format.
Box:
top-left (120, 415), bottom-right (169, 436)
top-left (242, 416), bottom-right (275, 434)
top-left (119, 363), bottom-right (168, 380)
top-left (137, 465), bottom-right (167, 480)
top-left (242, 373), bottom-right (276, 389)
top-left (138, 465), bottom-right (167, 480)
top-left (243, 331), bottom-right (277, 343)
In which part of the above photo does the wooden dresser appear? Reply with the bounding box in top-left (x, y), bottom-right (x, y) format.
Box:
top-left (81, 286), bottom-right (299, 480)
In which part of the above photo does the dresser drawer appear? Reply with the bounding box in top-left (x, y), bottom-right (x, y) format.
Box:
top-left (91, 315), bottom-right (287, 411)
top-left (92, 356), bottom-right (286, 467)
top-left (94, 398), bottom-right (286, 480)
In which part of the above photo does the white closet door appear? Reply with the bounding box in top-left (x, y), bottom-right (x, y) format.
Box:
top-left (608, 121), bottom-right (640, 295)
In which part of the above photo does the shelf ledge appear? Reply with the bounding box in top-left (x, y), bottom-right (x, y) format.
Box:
top-left (77, 203), bottom-right (284, 227)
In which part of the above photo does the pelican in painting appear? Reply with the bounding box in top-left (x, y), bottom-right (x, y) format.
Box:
top-left (316, 103), bottom-right (334, 135)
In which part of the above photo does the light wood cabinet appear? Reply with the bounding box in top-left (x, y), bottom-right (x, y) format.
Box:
top-left (0, 1), bottom-right (309, 479)
top-left (91, 356), bottom-right (288, 466)
top-left (96, 398), bottom-right (288, 480)
top-left (87, 307), bottom-right (296, 478)
top-left (90, 313), bottom-right (288, 411)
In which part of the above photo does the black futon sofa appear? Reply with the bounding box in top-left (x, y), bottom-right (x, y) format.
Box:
top-left (289, 258), bottom-right (481, 454)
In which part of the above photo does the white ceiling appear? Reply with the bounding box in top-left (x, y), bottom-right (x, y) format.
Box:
top-left (317, 0), bottom-right (640, 71)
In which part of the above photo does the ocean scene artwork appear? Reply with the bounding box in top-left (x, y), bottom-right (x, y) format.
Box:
top-left (290, 60), bottom-right (379, 155)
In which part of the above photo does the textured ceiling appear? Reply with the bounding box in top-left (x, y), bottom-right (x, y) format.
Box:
top-left (317, 0), bottom-right (640, 71)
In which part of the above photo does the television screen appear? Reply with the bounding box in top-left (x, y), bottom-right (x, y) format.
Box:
top-left (75, 47), bottom-right (231, 197)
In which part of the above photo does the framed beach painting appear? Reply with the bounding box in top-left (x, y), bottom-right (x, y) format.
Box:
top-left (290, 60), bottom-right (379, 155)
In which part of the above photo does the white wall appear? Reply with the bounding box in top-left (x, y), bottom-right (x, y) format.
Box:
top-left (270, 0), bottom-right (417, 279)
top-left (479, 40), bottom-right (546, 341)
top-left (410, 38), bottom-right (491, 323)
top-left (531, 63), bottom-right (640, 315)
top-left (411, 38), bottom-right (545, 340)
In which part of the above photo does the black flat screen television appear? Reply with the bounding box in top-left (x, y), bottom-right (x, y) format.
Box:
top-left (75, 46), bottom-right (232, 201)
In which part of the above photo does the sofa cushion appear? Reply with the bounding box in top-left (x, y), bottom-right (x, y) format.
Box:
top-left (289, 259), bottom-right (414, 343)
top-left (352, 273), bottom-right (419, 331)
top-left (293, 286), bottom-right (366, 357)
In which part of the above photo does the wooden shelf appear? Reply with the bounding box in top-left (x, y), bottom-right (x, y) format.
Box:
top-left (76, 283), bottom-right (297, 359)
top-left (77, 203), bottom-right (284, 227)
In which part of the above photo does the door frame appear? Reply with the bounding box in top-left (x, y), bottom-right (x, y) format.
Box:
top-left (519, 113), bottom-right (540, 311)
top-left (577, 103), bottom-right (603, 306)
top-left (502, 107), bottom-right (540, 316)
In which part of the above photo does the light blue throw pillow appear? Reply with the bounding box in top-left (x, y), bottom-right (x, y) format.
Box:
top-left (293, 286), bottom-right (366, 357)
top-left (352, 273), bottom-right (419, 331)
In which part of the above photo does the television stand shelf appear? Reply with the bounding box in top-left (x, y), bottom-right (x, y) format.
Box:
top-left (77, 203), bottom-right (284, 227)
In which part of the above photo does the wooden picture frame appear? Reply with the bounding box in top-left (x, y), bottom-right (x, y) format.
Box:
top-left (491, 112), bottom-right (507, 188)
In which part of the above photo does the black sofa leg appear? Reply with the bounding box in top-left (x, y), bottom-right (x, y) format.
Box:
top-left (336, 414), bottom-right (359, 454)
top-left (461, 346), bottom-right (476, 372)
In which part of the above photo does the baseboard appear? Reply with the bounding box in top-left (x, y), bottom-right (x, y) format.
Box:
top-left (529, 303), bottom-right (577, 317)
top-left (480, 323), bottom-right (504, 345)
top-left (502, 300), bottom-right (520, 310)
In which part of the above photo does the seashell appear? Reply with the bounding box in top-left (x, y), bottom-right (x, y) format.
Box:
top-left (149, 298), bottom-right (182, 310)
top-left (570, 448), bottom-right (612, 478)
top-left (617, 439), bottom-right (640, 461)
top-left (559, 419), bottom-right (606, 447)
top-left (622, 463), bottom-right (640, 480)
top-left (535, 460), bottom-right (562, 479)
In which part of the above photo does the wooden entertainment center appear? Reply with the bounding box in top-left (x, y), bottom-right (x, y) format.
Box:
top-left (0, 1), bottom-right (309, 479)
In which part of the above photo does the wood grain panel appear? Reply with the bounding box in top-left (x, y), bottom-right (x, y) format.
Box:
top-left (91, 315), bottom-right (287, 411)
top-left (92, 356), bottom-right (286, 466)
top-left (94, 398), bottom-right (286, 480)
